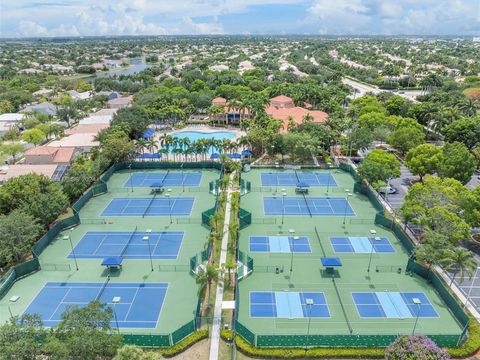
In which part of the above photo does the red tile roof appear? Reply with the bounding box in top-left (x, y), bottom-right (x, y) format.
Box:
top-left (212, 97), bottom-right (227, 104)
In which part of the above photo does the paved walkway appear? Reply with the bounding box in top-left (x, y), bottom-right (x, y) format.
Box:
top-left (209, 172), bottom-right (235, 360)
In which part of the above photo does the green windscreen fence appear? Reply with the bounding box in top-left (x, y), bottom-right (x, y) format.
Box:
top-left (171, 320), bottom-right (196, 344)
top-left (239, 208), bottom-right (251, 229)
top-left (123, 334), bottom-right (171, 347)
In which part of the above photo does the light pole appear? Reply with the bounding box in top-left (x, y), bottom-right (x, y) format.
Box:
top-left (305, 298), bottom-right (313, 353)
top-left (166, 190), bottom-right (172, 224)
top-left (412, 298), bottom-right (422, 335)
top-left (181, 163), bottom-right (185, 193)
top-left (342, 191), bottom-right (353, 226)
top-left (143, 232), bottom-right (154, 272)
top-left (367, 234), bottom-right (381, 273)
top-left (464, 267), bottom-right (480, 308)
top-left (289, 234), bottom-right (298, 284)
top-left (8, 296), bottom-right (19, 318)
top-left (325, 163), bottom-right (331, 195)
top-left (128, 163), bottom-right (133, 192)
top-left (112, 296), bottom-right (121, 333)
top-left (64, 229), bottom-right (78, 271)
top-left (281, 191), bottom-right (287, 225)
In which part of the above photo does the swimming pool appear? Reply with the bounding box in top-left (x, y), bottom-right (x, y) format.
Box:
top-left (172, 131), bottom-right (237, 142)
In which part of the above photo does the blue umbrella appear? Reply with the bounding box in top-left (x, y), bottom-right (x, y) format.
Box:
top-left (241, 149), bottom-right (253, 155)
top-left (297, 181), bottom-right (310, 188)
top-left (210, 153), bottom-right (220, 159)
top-left (229, 153), bottom-right (241, 159)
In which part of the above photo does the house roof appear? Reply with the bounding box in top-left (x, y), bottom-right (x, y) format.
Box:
top-left (266, 105), bottom-right (328, 132)
top-left (0, 164), bottom-right (58, 182)
top-left (108, 96), bottom-right (133, 106)
top-left (79, 116), bottom-right (111, 125)
top-left (65, 124), bottom-right (109, 135)
top-left (24, 146), bottom-right (77, 163)
top-left (22, 102), bottom-right (57, 116)
top-left (49, 133), bottom-right (99, 148)
top-left (92, 108), bottom-right (117, 117)
top-left (270, 95), bottom-right (294, 103)
top-left (212, 97), bottom-right (227, 104)
top-left (0, 113), bottom-right (26, 122)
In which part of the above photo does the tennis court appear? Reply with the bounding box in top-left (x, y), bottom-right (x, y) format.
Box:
top-left (24, 282), bottom-right (167, 328)
top-left (125, 172), bottom-right (202, 188)
top-left (249, 236), bottom-right (311, 253)
top-left (261, 172), bottom-right (337, 187)
top-left (330, 236), bottom-right (395, 254)
top-left (69, 231), bottom-right (183, 259)
top-left (101, 197), bottom-right (194, 216)
top-left (250, 291), bottom-right (330, 318)
top-left (263, 196), bottom-right (355, 216)
top-left (352, 292), bottom-right (439, 318)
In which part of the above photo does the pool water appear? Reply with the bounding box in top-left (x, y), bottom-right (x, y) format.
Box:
top-left (172, 131), bottom-right (236, 142)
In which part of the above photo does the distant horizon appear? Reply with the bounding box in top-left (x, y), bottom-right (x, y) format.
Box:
top-left (1, 1), bottom-right (478, 39)
top-left (1, 34), bottom-right (479, 41)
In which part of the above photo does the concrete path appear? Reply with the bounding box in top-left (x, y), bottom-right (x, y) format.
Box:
top-left (209, 172), bottom-right (235, 360)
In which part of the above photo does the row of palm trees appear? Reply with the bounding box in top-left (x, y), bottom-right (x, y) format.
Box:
top-left (134, 134), bottom-right (247, 161)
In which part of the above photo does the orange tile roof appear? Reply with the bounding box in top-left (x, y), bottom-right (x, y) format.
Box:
top-left (266, 106), bottom-right (328, 133)
top-left (212, 97), bottom-right (227, 104)
top-left (24, 146), bottom-right (76, 163)
top-left (270, 95), bottom-right (294, 103)
top-left (64, 124), bottom-right (109, 135)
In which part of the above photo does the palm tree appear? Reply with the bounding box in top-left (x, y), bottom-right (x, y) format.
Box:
top-left (135, 138), bottom-right (148, 155)
top-left (196, 264), bottom-right (219, 306)
top-left (441, 248), bottom-right (477, 286)
top-left (458, 99), bottom-right (478, 117)
top-left (303, 112), bottom-right (314, 123)
top-left (146, 139), bottom-right (157, 154)
top-left (224, 258), bottom-right (236, 287)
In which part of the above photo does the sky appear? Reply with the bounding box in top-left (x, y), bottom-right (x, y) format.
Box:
top-left (0, 0), bottom-right (479, 38)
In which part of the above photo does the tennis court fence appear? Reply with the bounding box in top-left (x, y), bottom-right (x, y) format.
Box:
top-left (252, 218), bottom-right (277, 225)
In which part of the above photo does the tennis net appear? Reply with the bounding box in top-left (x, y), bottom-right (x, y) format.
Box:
top-left (121, 226), bottom-right (138, 256)
top-left (142, 194), bottom-right (157, 218)
top-left (331, 278), bottom-right (353, 334)
top-left (302, 193), bottom-right (313, 217)
top-left (96, 275), bottom-right (110, 301)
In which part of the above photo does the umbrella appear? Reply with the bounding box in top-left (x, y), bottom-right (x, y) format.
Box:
top-left (210, 153), bottom-right (220, 159)
top-left (241, 149), bottom-right (253, 155)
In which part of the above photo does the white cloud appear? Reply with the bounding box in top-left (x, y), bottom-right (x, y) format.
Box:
top-left (306, 0), bottom-right (479, 35)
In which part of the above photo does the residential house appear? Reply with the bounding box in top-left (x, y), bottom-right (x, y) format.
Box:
top-left (0, 164), bottom-right (65, 184)
top-left (24, 146), bottom-right (77, 165)
top-left (108, 96), bottom-right (133, 109)
top-left (22, 102), bottom-right (57, 117)
top-left (67, 90), bottom-right (92, 101)
top-left (48, 133), bottom-right (99, 153)
top-left (0, 113), bottom-right (26, 135)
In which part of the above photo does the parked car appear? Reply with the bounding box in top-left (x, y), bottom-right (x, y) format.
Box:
top-left (378, 186), bottom-right (398, 194)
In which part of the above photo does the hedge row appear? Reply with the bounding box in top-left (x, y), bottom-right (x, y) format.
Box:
top-left (221, 331), bottom-right (384, 359)
top-left (221, 321), bottom-right (480, 360)
top-left (448, 318), bottom-right (480, 358)
top-left (156, 329), bottom-right (208, 358)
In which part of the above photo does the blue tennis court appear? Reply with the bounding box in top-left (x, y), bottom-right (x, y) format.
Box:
top-left (264, 196), bottom-right (355, 216)
top-left (352, 292), bottom-right (439, 318)
top-left (330, 236), bottom-right (395, 253)
top-left (101, 197), bottom-right (194, 216)
top-left (24, 282), bottom-right (167, 328)
top-left (261, 172), bottom-right (337, 187)
top-left (250, 291), bottom-right (330, 318)
top-left (125, 172), bottom-right (201, 187)
top-left (68, 231), bottom-right (183, 259)
top-left (249, 236), bottom-right (311, 253)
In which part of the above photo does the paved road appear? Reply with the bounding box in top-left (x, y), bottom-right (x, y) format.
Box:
top-left (383, 164), bottom-right (413, 211)
top-left (342, 77), bottom-right (422, 102)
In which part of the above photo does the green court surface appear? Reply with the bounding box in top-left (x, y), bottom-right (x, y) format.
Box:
top-left (0, 168), bottom-right (219, 335)
top-left (237, 168), bottom-right (464, 343)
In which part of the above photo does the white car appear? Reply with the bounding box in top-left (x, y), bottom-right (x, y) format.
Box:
top-left (378, 186), bottom-right (398, 194)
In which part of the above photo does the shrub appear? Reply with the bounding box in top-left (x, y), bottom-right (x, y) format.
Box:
top-left (385, 335), bottom-right (449, 360)
top-left (234, 335), bottom-right (385, 359)
top-left (158, 329), bottom-right (208, 357)
top-left (448, 318), bottom-right (480, 358)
